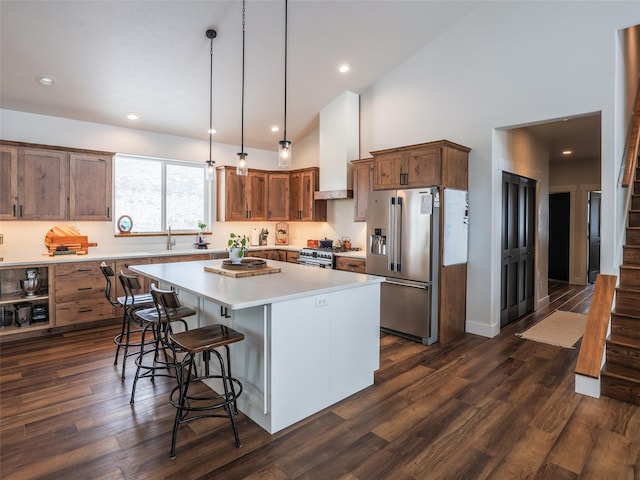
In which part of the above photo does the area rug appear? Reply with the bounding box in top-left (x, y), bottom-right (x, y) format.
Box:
top-left (516, 310), bottom-right (588, 349)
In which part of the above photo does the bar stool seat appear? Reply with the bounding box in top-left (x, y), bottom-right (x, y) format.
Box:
top-left (129, 284), bottom-right (196, 404)
top-left (167, 309), bottom-right (245, 459)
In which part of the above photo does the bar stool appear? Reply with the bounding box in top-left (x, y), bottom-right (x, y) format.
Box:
top-left (100, 263), bottom-right (154, 379)
top-left (116, 271), bottom-right (156, 379)
top-left (129, 284), bottom-right (196, 404)
top-left (156, 288), bottom-right (244, 459)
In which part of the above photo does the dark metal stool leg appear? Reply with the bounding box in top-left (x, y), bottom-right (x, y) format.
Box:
top-left (113, 310), bottom-right (128, 366)
top-left (170, 353), bottom-right (194, 460)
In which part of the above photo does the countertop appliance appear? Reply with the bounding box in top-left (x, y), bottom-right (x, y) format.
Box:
top-left (366, 187), bottom-right (440, 344)
top-left (251, 228), bottom-right (269, 246)
top-left (298, 248), bottom-right (335, 269)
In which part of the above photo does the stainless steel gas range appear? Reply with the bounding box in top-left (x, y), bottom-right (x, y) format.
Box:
top-left (298, 248), bottom-right (335, 269)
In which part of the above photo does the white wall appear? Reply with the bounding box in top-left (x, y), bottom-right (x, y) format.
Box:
top-left (359, 2), bottom-right (638, 337)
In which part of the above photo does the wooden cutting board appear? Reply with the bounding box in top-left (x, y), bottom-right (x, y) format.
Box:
top-left (204, 263), bottom-right (281, 278)
top-left (44, 224), bottom-right (98, 255)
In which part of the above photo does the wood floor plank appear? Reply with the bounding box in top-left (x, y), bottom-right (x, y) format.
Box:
top-left (489, 425), bottom-right (557, 479)
top-left (1, 281), bottom-right (639, 479)
top-left (2, 436), bottom-right (122, 480)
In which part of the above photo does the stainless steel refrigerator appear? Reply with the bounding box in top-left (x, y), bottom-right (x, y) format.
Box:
top-left (366, 187), bottom-right (440, 344)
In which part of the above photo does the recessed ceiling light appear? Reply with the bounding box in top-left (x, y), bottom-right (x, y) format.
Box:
top-left (562, 150), bottom-right (573, 155)
top-left (36, 75), bottom-right (55, 86)
top-left (271, 126), bottom-right (280, 132)
top-left (338, 64), bottom-right (350, 73)
top-left (126, 112), bottom-right (140, 121)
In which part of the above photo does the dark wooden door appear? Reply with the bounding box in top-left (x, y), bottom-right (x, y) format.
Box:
top-left (501, 172), bottom-right (536, 326)
top-left (548, 192), bottom-right (570, 281)
top-left (588, 191), bottom-right (601, 284)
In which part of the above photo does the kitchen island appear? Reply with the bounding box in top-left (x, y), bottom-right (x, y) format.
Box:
top-left (129, 259), bottom-right (383, 434)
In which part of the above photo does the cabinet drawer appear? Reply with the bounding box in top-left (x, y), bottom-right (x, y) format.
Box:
top-left (55, 276), bottom-right (105, 302)
top-left (56, 299), bottom-right (115, 326)
top-left (55, 261), bottom-right (104, 278)
top-left (286, 251), bottom-right (299, 263)
top-left (335, 256), bottom-right (366, 273)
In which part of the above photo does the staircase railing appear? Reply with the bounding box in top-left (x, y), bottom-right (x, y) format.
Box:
top-left (575, 274), bottom-right (617, 378)
top-left (621, 85), bottom-right (640, 188)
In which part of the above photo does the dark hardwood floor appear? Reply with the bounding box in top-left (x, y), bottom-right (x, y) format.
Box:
top-left (1, 281), bottom-right (638, 479)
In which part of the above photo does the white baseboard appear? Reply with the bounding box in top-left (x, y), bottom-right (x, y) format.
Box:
top-left (466, 319), bottom-right (500, 338)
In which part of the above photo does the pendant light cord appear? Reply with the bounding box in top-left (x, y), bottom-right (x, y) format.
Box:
top-left (209, 34), bottom-right (214, 163)
top-left (283, 0), bottom-right (287, 142)
top-left (241, 0), bottom-right (246, 155)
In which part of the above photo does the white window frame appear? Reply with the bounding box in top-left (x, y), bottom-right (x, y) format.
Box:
top-left (114, 153), bottom-right (209, 234)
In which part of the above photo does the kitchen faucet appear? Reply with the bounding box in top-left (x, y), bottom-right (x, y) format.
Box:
top-left (167, 226), bottom-right (175, 250)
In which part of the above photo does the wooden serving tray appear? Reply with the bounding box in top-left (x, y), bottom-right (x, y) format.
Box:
top-left (204, 258), bottom-right (281, 278)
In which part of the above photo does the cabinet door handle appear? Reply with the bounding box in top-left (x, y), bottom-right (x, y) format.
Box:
top-left (19, 205), bottom-right (23, 217)
top-left (78, 308), bottom-right (93, 313)
top-left (77, 269), bottom-right (92, 273)
top-left (12, 204), bottom-right (16, 217)
top-left (78, 287), bottom-right (92, 291)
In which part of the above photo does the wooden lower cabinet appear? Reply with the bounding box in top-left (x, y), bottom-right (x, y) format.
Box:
top-left (115, 258), bottom-right (152, 300)
top-left (152, 254), bottom-right (211, 264)
top-left (286, 251), bottom-right (299, 263)
top-left (54, 261), bottom-right (115, 326)
top-left (335, 256), bottom-right (366, 273)
top-left (264, 250), bottom-right (280, 261)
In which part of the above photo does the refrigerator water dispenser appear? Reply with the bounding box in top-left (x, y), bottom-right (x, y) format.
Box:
top-left (370, 232), bottom-right (386, 255)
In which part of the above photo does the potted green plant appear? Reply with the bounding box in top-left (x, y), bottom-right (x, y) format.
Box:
top-left (197, 221), bottom-right (207, 245)
top-left (227, 233), bottom-right (249, 264)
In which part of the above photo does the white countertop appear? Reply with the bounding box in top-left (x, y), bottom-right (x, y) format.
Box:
top-left (0, 244), bottom-right (365, 267)
top-left (130, 259), bottom-right (382, 310)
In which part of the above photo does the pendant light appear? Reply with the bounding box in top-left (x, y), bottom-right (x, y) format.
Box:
top-left (236, 0), bottom-right (248, 176)
top-left (205, 29), bottom-right (217, 182)
top-left (277, 0), bottom-right (291, 168)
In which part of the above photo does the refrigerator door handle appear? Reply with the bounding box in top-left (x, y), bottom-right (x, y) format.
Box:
top-left (385, 279), bottom-right (428, 289)
top-left (396, 196), bottom-right (403, 272)
top-left (389, 196), bottom-right (396, 271)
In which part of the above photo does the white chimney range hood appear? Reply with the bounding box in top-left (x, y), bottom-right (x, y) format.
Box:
top-left (314, 91), bottom-right (360, 200)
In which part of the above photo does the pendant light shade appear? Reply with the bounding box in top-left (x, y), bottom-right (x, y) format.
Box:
top-left (236, 0), bottom-right (248, 176)
top-left (237, 152), bottom-right (248, 176)
top-left (205, 29), bottom-right (216, 182)
top-left (277, 0), bottom-right (291, 168)
top-left (278, 140), bottom-right (291, 167)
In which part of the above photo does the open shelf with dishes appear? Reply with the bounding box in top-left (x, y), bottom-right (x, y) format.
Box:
top-left (0, 266), bottom-right (52, 335)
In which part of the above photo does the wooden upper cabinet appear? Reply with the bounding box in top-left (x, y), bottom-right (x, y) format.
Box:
top-left (69, 153), bottom-right (112, 220)
top-left (373, 151), bottom-right (404, 190)
top-left (290, 167), bottom-right (326, 222)
top-left (0, 146), bottom-right (18, 220)
top-left (217, 166), bottom-right (326, 222)
top-left (0, 142), bottom-right (114, 221)
top-left (351, 158), bottom-right (373, 222)
top-left (217, 166), bottom-right (247, 221)
top-left (217, 167), bottom-right (268, 221)
top-left (371, 140), bottom-right (470, 191)
top-left (248, 171), bottom-right (268, 221)
top-left (268, 173), bottom-right (290, 221)
top-left (18, 148), bottom-right (68, 220)
top-left (405, 147), bottom-right (441, 187)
